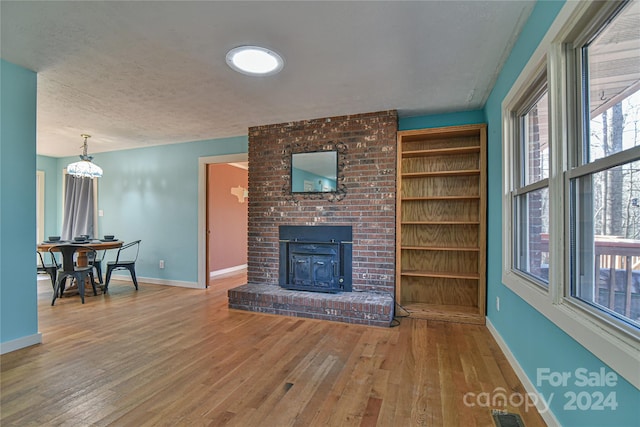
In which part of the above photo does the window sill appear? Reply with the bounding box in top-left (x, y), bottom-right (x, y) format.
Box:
top-left (502, 268), bottom-right (640, 389)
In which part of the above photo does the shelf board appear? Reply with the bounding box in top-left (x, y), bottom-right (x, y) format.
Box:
top-left (401, 302), bottom-right (485, 325)
top-left (398, 125), bottom-right (485, 141)
top-left (402, 146), bottom-right (480, 158)
top-left (401, 196), bottom-right (480, 201)
top-left (401, 221), bottom-right (480, 225)
top-left (402, 169), bottom-right (480, 178)
top-left (401, 270), bottom-right (480, 280)
top-left (401, 245), bottom-right (480, 252)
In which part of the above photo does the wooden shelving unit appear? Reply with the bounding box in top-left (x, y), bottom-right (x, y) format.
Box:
top-left (396, 124), bottom-right (487, 324)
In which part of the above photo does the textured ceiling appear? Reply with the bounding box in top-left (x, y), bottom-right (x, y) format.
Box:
top-left (1, 1), bottom-right (534, 157)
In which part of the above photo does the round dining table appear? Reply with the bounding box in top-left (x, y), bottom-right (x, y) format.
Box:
top-left (37, 239), bottom-right (123, 267)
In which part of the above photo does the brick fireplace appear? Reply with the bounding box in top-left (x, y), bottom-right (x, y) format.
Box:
top-left (228, 110), bottom-right (397, 326)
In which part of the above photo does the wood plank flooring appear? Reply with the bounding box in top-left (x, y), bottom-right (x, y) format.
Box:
top-left (1, 273), bottom-right (546, 426)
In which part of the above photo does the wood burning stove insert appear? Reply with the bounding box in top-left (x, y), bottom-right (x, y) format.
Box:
top-left (279, 225), bottom-right (352, 293)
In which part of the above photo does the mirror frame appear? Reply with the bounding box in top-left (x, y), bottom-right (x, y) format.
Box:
top-left (283, 141), bottom-right (347, 202)
top-left (291, 151), bottom-right (338, 194)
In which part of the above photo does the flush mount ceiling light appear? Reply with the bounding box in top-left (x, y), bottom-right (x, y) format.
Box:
top-left (226, 45), bottom-right (284, 76)
top-left (67, 134), bottom-right (103, 178)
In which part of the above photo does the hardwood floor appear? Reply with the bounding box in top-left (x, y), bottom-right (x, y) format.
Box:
top-left (1, 273), bottom-right (546, 426)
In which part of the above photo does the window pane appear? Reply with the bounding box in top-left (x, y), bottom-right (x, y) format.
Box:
top-left (522, 91), bottom-right (549, 185)
top-left (583, 3), bottom-right (640, 163)
top-left (515, 187), bottom-right (550, 285)
top-left (571, 160), bottom-right (640, 327)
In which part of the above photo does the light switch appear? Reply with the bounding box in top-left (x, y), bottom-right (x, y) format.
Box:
top-left (98, 210), bottom-right (104, 217)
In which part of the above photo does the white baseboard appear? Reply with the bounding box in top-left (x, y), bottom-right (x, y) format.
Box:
top-left (0, 332), bottom-right (42, 355)
top-left (109, 274), bottom-right (201, 289)
top-left (486, 319), bottom-right (560, 427)
top-left (107, 264), bottom-right (247, 288)
top-left (209, 264), bottom-right (247, 278)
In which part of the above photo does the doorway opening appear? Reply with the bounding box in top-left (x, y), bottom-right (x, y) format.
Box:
top-left (197, 154), bottom-right (248, 288)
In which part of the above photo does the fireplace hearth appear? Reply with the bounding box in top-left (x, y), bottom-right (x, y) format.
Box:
top-left (230, 222), bottom-right (392, 326)
top-left (279, 225), bottom-right (352, 293)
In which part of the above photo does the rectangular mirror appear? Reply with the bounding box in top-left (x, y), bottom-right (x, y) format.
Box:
top-left (291, 151), bottom-right (337, 193)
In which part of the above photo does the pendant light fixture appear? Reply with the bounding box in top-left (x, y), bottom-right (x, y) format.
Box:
top-left (66, 134), bottom-right (103, 178)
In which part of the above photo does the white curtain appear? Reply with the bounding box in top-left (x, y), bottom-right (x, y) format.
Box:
top-left (61, 175), bottom-right (95, 240)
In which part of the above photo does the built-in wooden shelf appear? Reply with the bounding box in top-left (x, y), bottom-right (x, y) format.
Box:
top-left (401, 221), bottom-right (480, 225)
top-left (402, 146), bottom-right (481, 158)
top-left (401, 169), bottom-right (480, 178)
top-left (402, 196), bottom-right (480, 201)
top-left (401, 245), bottom-right (480, 252)
top-left (396, 124), bottom-right (487, 324)
top-left (401, 270), bottom-right (480, 280)
top-left (401, 302), bottom-right (485, 325)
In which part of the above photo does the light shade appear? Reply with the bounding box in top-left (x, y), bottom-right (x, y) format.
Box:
top-left (67, 134), bottom-right (103, 178)
top-left (67, 160), bottom-right (103, 178)
top-left (226, 46), bottom-right (284, 76)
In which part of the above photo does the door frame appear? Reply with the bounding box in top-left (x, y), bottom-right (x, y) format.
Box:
top-left (197, 153), bottom-right (248, 289)
top-left (36, 170), bottom-right (45, 243)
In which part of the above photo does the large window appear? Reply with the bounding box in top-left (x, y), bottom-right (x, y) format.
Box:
top-left (569, 1), bottom-right (640, 329)
top-left (512, 81), bottom-right (550, 287)
top-left (503, 0), bottom-right (639, 386)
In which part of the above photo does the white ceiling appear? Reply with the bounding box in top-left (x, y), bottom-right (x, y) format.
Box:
top-left (1, 1), bottom-right (534, 158)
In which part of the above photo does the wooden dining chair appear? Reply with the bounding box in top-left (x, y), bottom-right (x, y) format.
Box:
top-left (49, 245), bottom-right (99, 305)
top-left (104, 240), bottom-right (141, 292)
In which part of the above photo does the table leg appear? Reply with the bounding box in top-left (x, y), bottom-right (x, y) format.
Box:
top-left (76, 252), bottom-right (89, 267)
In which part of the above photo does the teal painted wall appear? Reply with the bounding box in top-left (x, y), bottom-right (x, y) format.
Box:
top-left (399, 109), bottom-right (485, 131)
top-left (0, 60), bottom-right (39, 345)
top-left (484, 1), bottom-right (639, 426)
top-left (56, 136), bottom-right (247, 284)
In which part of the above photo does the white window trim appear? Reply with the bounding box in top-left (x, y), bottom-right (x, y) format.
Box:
top-left (502, 0), bottom-right (640, 389)
top-left (510, 63), bottom-right (550, 288)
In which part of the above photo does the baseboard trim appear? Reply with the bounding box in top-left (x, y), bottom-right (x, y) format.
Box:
top-left (486, 319), bottom-right (560, 427)
top-left (209, 264), bottom-right (247, 278)
top-left (0, 332), bottom-right (42, 355)
top-left (109, 274), bottom-right (201, 289)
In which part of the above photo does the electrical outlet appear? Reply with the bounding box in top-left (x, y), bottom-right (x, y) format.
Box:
top-left (159, 260), bottom-right (165, 269)
top-left (496, 296), bottom-right (500, 312)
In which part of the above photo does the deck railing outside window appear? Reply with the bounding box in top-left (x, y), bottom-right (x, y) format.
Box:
top-left (539, 234), bottom-right (640, 325)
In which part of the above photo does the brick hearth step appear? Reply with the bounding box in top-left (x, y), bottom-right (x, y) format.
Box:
top-left (228, 283), bottom-right (394, 327)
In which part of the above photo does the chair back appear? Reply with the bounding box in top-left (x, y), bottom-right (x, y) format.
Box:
top-left (87, 250), bottom-right (104, 263)
top-left (37, 250), bottom-right (59, 269)
top-left (114, 240), bottom-right (141, 263)
top-left (49, 245), bottom-right (97, 272)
